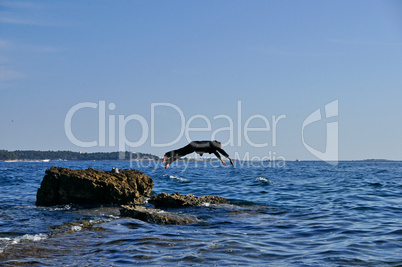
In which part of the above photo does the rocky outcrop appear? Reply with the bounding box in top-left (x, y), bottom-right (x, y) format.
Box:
top-left (149, 192), bottom-right (227, 208)
top-left (120, 193), bottom-right (227, 225)
top-left (35, 167), bottom-right (230, 225)
top-left (36, 166), bottom-right (153, 206)
top-left (120, 205), bottom-right (199, 225)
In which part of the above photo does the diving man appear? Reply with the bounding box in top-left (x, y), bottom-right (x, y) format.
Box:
top-left (162, 140), bottom-right (234, 169)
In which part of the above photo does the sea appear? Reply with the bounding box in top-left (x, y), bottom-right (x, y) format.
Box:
top-left (0, 160), bottom-right (401, 266)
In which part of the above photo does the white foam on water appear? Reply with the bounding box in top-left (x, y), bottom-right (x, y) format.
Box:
top-left (0, 233), bottom-right (49, 252)
top-left (255, 176), bottom-right (268, 182)
top-left (12, 233), bottom-right (48, 244)
top-left (255, 176), bottom-right (277, 185)
top-left (169, 175), bottom-right (189, 182)
top-left (70, 225), bottom-right (82, 232)
top-left (51, 204), bottom-right (72, 211)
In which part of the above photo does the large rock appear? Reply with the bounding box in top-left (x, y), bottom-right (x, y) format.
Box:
top-left (120, 205), bottom-right (199, 225)
top-left (149, 192), bottom-right (227, 208)
top-left (36, 166), bottom-right (153, 206)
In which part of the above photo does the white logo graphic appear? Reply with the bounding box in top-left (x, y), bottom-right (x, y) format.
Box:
top-left (302, 100), bottom-right (338, 165)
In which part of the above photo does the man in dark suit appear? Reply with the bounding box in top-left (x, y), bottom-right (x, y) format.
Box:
top-left (163, 140), bottom-right (234, 169)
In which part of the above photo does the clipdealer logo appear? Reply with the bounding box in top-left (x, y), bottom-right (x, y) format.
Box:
top-left (302, 100), bottom-right (339, 165)
top-left (64, 100), bottom-right (286, 153)
top-left (64, 100), bottom-right (338, 165)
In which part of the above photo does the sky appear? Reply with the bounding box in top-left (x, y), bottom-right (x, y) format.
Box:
top-left (1, 0), bottom-right (402, 161)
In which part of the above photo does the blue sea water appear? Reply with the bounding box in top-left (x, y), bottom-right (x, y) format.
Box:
top-left (1, 160), bottom-right (402, 266)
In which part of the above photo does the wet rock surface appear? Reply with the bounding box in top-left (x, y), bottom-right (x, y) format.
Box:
top-left (35, 167), bottom-right (229, 225)
top-left (149, 192), bottom-right (227, 208)
top-left (120, 193), bottom-right (228, 225)
top-left (36, 166), bottom-right (154, 206)
top-left (120, 205), bottom-right (199, 225)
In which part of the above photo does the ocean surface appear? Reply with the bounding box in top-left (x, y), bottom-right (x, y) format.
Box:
top-left (0, 160), bottom-right (401, 266)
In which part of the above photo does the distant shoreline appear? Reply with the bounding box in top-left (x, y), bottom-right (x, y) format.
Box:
top-left (0, 150), bottom-right (160, 161)
top-left (0, 150), bottom-right (398, 162)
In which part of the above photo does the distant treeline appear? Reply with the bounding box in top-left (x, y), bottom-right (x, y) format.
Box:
top-left (0, 150), bottom-right (160, 161)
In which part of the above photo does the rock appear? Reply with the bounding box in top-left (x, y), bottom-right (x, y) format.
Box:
top-left (120, 205), bottom-right (199, 225)
top-left (36, 166), bottom-right (153, 206)
top-left (149, 192), bottom-right (227, 208)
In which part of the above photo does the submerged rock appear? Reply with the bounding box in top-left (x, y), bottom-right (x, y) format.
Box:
top-left (120, 205), bottom-right (199, 225)
top-left (36, 166), bottom-right (153, 206)
top-left (149, 192), bottom-right (227, 208)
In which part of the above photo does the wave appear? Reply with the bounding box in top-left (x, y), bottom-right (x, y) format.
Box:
top-left (0, 233), bottom-right (48, 253)
top-left (70, 225), bottom-right (83, 232)
top-left (169, 175), bottom-right (189, 182)
top-left (49, 204), bottom-right (72, 211)
top-left (255, 176), bottom-right (277, 185)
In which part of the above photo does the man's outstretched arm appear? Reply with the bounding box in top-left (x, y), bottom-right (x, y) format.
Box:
top-left (216, 148), bottom-right (234, 167)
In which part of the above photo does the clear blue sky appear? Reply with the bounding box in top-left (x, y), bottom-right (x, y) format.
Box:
top-left (1, 0), bottom-right (401, 161)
